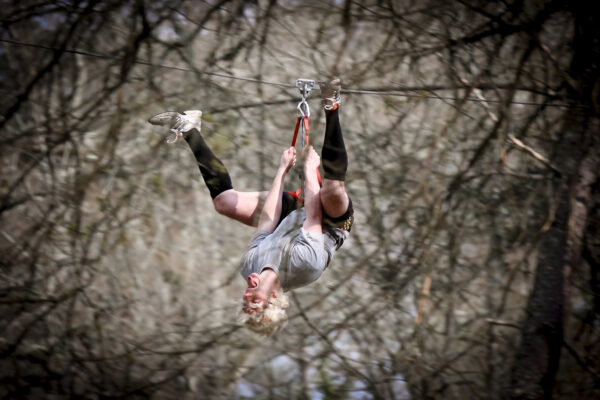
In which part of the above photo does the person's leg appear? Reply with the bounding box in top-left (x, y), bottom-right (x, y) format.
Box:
top-left (212, 190), bottom-right (267, 227)
top-left (319, 88), bottom-right (350, 218)
top-left (320, 102), bottom-right (354, 237)
top-left (149, 110), bottom-right (301, 227)
top-left (213, 189), bottom-right (301, 229)
top-left (187, 130), bottom-right (302, 227)
top-left (185, 129), bottom-right (232, 199)
top-left (150, 110), bottom-right (268, 226)
top-left (185, 129), bottom-right (268, 226)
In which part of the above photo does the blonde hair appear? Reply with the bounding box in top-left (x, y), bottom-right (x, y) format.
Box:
top-left (240, 289), bottom-right (290, 336)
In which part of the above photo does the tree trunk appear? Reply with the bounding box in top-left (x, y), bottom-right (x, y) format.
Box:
top-left (508, 2), bottom-right (600, 398)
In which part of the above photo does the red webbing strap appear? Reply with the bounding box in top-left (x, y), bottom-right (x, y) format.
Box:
top-left (291, 117), bottom-right (301, 147)
top-left (303, 117), bottom-right (322, 186)
top-left (288, 188), bottom-right (302, 200)
top-left (290, 116), bottom-right (321, 198)
top-left (303, 117), bottom-right (309, 145)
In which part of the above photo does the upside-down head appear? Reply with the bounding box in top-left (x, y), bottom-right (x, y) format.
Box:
top-left (240, 273), bottom-right (289, 336)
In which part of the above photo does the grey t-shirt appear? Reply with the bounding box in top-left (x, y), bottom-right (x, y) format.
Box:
top-left (239, 208), bottom-right (348, 290)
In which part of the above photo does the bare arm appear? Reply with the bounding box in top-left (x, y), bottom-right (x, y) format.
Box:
top-left (257, 147), bottom-right (296, 233)
top-left (302, 146), bottom-right (322, 234)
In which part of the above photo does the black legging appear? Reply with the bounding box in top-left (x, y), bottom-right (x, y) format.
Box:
top-left (185, 129), bottom-right (233, 199)
top-left (322, 108), bottom-right (347, 181)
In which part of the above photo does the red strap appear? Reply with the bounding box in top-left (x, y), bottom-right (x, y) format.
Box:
top-left (306, 117), bottom-right (322, 185)
top-left (291, 117), bottom-right (301, 147)
top-left (290, 116), bottom-right (322, 197)
top-left (287, 189), bottom-right (302, 200)
top-left (304, 117), bottom-right (310, 145)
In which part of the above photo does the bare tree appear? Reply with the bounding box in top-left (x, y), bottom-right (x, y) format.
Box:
top-left (508, 2), bottom-right (600, 398)
top-left (1, 1), bottom-right (598, 399)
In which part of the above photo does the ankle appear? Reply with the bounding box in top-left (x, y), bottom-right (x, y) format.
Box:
top-left (325, 104), bottom-right (339, 113)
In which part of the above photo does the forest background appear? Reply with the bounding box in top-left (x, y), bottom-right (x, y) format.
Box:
top-left (1, 0), bottom-right (599, 399)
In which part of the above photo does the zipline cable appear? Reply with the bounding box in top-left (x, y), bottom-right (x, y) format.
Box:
top-left (0, 38), bottom-right (580, 109)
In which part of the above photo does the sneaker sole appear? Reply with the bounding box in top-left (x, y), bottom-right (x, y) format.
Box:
top-left (148, 111), bottom-right (179, 125)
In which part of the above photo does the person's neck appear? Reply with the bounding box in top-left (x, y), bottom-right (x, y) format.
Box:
top-left (259, 268), bottom-right (280, 294)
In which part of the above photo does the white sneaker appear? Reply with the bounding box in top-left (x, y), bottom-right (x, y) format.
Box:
top-left (148, 110), bottom-right (203, 143)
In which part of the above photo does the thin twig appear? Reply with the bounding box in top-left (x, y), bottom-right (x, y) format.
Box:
top-left (507, 134), bottom-right (561, 175)
top-left (485, 318), bottom-right (520, 329)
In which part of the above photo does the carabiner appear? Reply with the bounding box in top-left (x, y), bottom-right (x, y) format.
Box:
top-left (297, 98), bottom-right (310, 118)
top-left (296, 79), bottom-right (315, 118)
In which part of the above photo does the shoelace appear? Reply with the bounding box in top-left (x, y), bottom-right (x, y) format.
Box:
top-left (166, 129), bottom-right (182, 144)
top-left (323, 91), bottom-right (341, 110)
top-left (165, 118), bottom-right (194, 144)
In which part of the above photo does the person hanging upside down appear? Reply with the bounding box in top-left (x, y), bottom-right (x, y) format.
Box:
top-left (149, 79), bottom-right (353, 335)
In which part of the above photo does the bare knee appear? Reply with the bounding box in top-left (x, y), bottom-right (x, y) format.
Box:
top-left (321, 179), bottom-right (349, 218)
top-left (213, 191), bottom-right (233, 215)
top-left (321, 179), bottom-right (346, 201)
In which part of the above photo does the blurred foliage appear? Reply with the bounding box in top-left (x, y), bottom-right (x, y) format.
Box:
top-left (0, 0), bottom-right (598, 399)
